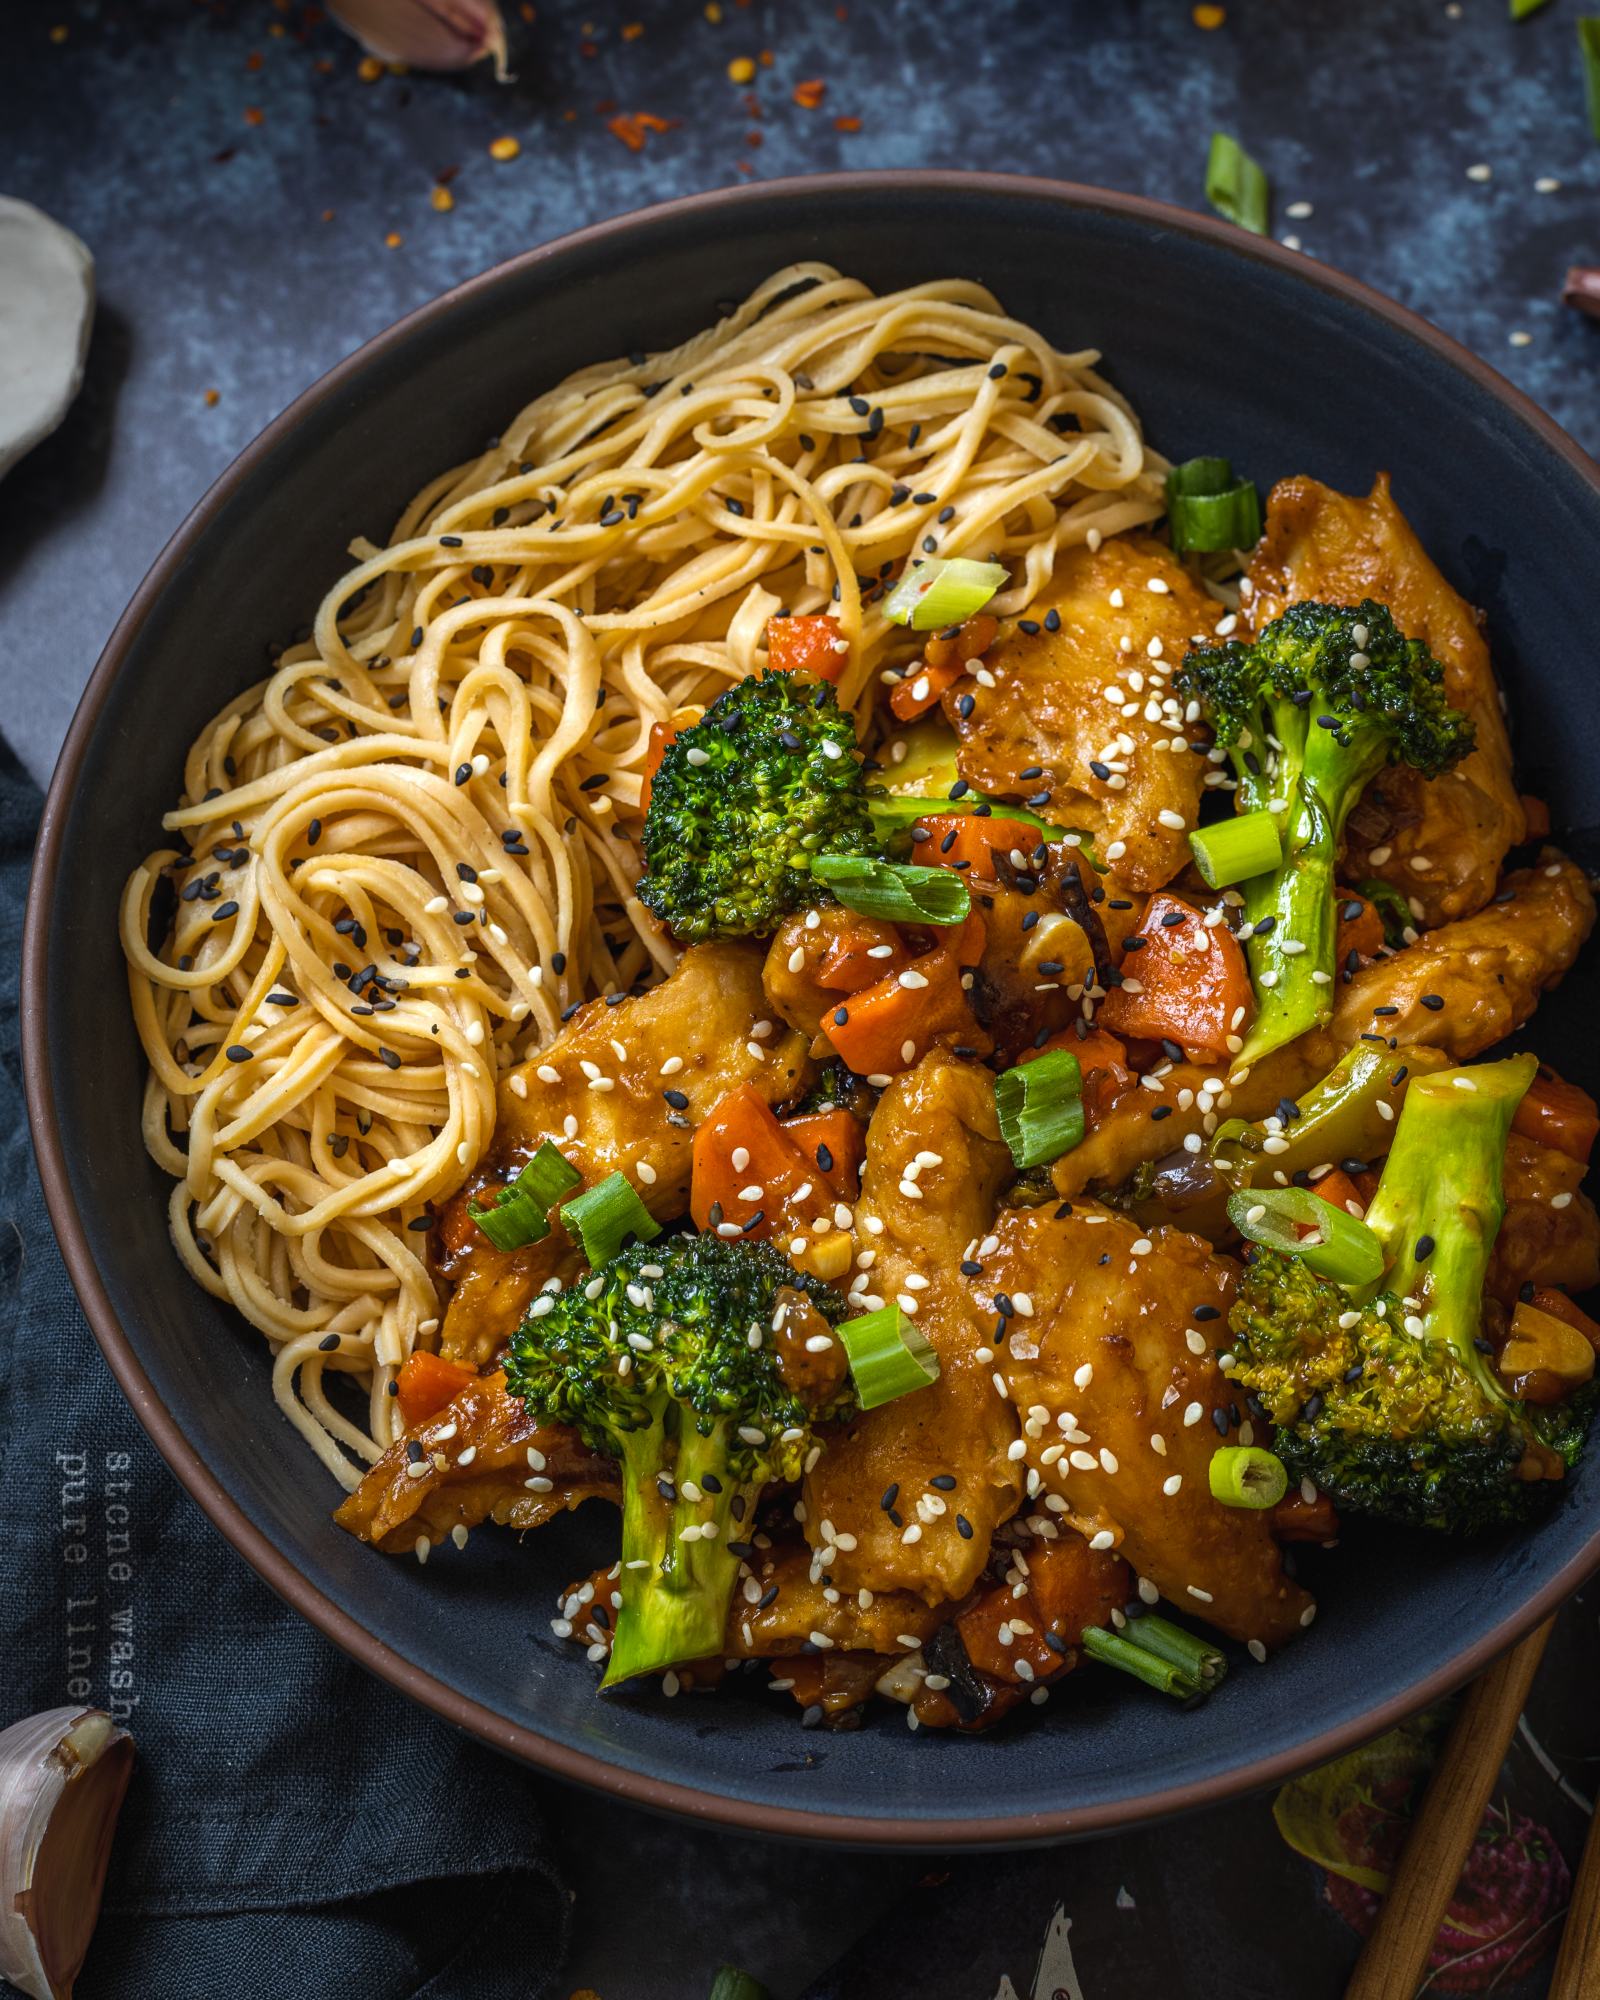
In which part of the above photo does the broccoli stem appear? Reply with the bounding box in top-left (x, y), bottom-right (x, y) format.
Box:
top-left (1360, 1054), bottom-right (1537, 1394)
top-left (1237, 723), bottom-right (1388, 1068)
top-left (603, 1418), bottom-right (753, 1689)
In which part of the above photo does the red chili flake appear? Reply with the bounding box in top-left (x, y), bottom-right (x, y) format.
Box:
top-left (595, 96), bottom-right (617, 113)
top-left (246, 50), bottom-right (263, 70)
top-left (745, 128), bottom-right (763, 146)
top-left (621, 20), bottom-right (644, 38)
top-left (212, 145), bottom-right (237, 163)
top-left (792, 77), bottom-right (826, 108)
top-left (606, 111), bottom-right (676, 152)
top-left (579, 38), bottom-right (598, 56)
top-left (735, 160), bottom-right (755, 175)
top-left (435, 162), bottom-right (460, 185)
top-left (833, 114), bottom-right (862, 132)
top-left (312, 56), bottom-right (333, 73)
top-left (244, 104), bottom-right (264, 124)
top-left (1562, 267), bottom-right (1600, 321)
top-left (742, 91), bottom-right (763, 117)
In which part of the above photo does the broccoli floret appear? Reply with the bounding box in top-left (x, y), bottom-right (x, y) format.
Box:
top-left (1176, 600), bottom-right (1474, 1066)
top-left (639, 671), bottom-right (876, 941)
top-left (1228, 1053), bottom-right (1588, 1534)
top-left (505, 1232), bottom-right (855, 1684)
top-left (638, 669), bottom-right (1065, 942)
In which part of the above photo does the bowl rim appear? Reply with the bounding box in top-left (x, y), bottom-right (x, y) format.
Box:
top-left (23, 167), bottom-right (1600, 1848)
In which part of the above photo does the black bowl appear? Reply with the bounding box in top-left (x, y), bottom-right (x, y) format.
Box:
top-left (26, 172), bottom-right (1600, 1845)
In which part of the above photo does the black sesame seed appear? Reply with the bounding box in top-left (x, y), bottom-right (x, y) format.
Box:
top-left (1419, 993), bottom-right (1444, 1011)
top-left (225, 1045), bottom-right (253, 1063)
top-left (663, 1088), bottom-right (689, 1110)
top-left (955, 1514), bottom-right (974, 1539)
top-left (318, 1333), bottom-right (340, 1351)
top-left (378, 1048), bottom-right (401, 1069)
top-left (928, 1473), bottom-right (957, 1491)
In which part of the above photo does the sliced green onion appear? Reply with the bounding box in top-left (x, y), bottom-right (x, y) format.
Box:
top-left (1166, 456), bottom-right (1263, 554)
top-left (1512, 0), bottom-right (1550, 16)
top-left (1167, 456), bottom-right (1235, 499)
top-left (1188, 808), bottom-right (1283, 889)
top-left (1080, 1614), bottom-right (1226, 1702)
top-left (560, 1171), bottom-right (661, 1267)
top-left (1209, 1444), bottom-right (1289, 1510)
top-left (994, 1050), bottom-right (1084, 1170)
top-left (836, 1303), bottom-right (940, 1409)
top-left (1582, 19), bottom-right (1600, 139)
top-left (813, 854), bottom-right (971, 925)
top-left (869, 791), bottom-right (1070, 848)
top-left (708, 1972), bottom-right (772, 2000)
top-left (466, 1141), bottom-right (582, 1251)
top-left (1226, 1186), bottom-right (1385, 1286)
top-left (1206, 132), bottom-right (1270, 235)
top-left (883, 557), bottom-right (1008, 631)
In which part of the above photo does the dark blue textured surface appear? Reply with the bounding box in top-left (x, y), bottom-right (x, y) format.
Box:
top-left (6, 7), bottom-right (1600, 1998)
top-left (3, 0), bottom-right (1599, 786)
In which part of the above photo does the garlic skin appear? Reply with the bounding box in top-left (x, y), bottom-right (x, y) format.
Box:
top-left (328, 0), bottom-right (510, 78)
top-left (0, 1709), bottom-right (134, 2000)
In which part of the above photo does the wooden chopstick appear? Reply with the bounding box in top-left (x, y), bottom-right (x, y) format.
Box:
top-left (1549, 1792), bottom-right (1600, 2000)
top-left (1344, 1618), bottom-right (1555, 2000)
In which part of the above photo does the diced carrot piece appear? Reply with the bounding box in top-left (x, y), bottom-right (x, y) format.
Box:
top-left (780, 1108), bottom-right (865, 1197)
top-left (640, 719), bottom-right (680, 818)
top-left (1529, 1288), bottom-right (1600, 1354)
top-left (889, 652), bottom-right (965, 723)
top-left (889, 612), bottom-right (999, 722)
top-left (1512, 1068), bottom-right (1599, 1165)
top-left (1334, 891), bottom-right (1385, 965)
top-left (395, 1350), bottom-right (478, 1429)
top-left (1271, 1488), bottom-right (1340, 1542)
top-left (1022, 1028), bottom-right (1132, 1127)
top-left (923, 612), bottom-right (998, 674)
top-left (824, 928), bottom-right (979, 1078)
top-left (691, 1086), bottom-right (861, 1243)
top-left (1096, 892), bottom-right (1254, 1059)
top-left (912, 813), bottom-right (1045, 886)
top-left (1310, 1167), bottom-right (1366, 1219)
top-left (1520, 794), bottom-right (1551, 839)
top-left (938, 908), bottom-right (988, 966)
top-left (815, 914), bottom-right (907, 992)
top-left (766, 613), bottom-right (848, 683)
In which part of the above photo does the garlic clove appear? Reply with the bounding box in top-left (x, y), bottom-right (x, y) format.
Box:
top-left (0, 1708), bottom-right (134, 2000)
top-left (327, 0), bottom-right (510, 78)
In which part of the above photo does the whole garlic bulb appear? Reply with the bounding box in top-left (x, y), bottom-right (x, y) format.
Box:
top-left (328, 0), bottom-right (510, 77)
top-left (0, 1709), bottom-right (134, 2000)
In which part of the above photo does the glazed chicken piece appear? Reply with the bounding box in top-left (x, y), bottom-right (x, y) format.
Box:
top-left (1329, 850), bottom-right (1593, 1055)
top-left (438, 941), bottom-right (810, 1363)
top-left (335, 1372), bottom-right (616, 1554)
top-left (1491, 1135), bottom-right (1600, 1303)
top-left (1248, 473), bottom-right (1524, 926)
top-left (723, 1544), bottom-right (945, 1657)
top-left (800, 1052), bottom-right (1023, 1604)
top-left (942, 536), bottom-right (1218, 890)
top-left (1053, 852), bottom-right (1594, 1199)
top-left (984, 1206), bottom-right (1313, 1649)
